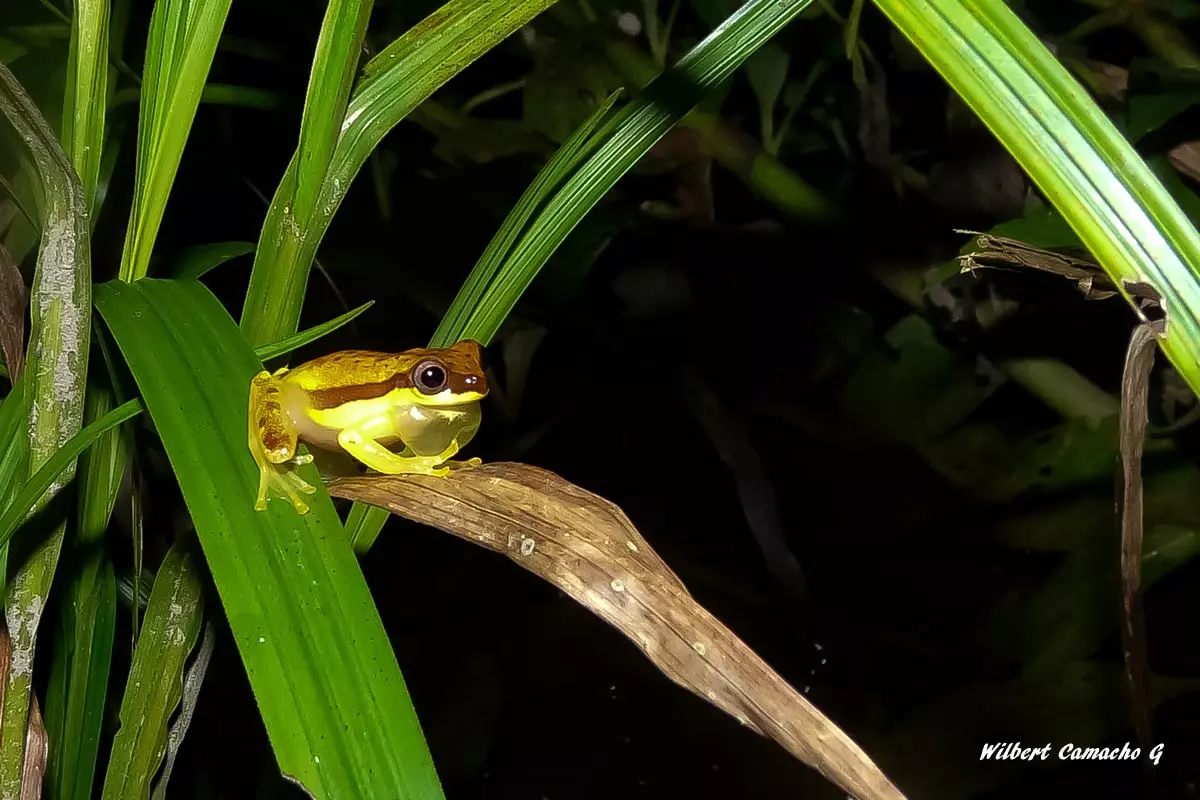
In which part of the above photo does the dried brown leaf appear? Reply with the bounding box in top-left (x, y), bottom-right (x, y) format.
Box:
top-left (1170, 141), bottom-right (1200, 183)
top-left (1081, 59), bottom-right (1128, 102)
top-left (956, 230), bottom-right (1164, 304)
top-left (329, 463), bottom-right (907, 800)
top-left (0, 240), bottom-right (26, 380)
top-left (1117, 322), bottom-right (1161, 758)
top-left (958, 231), bottom-right (1111, 296)
top-left (20, 694), bottom-right (44, 800)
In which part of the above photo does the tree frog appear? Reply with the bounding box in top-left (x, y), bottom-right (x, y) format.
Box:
top-left (248, 340), bottom-right (489, 514)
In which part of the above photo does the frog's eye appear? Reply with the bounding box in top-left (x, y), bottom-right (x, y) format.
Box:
top-left (413, 360), bottom-right (448, 394)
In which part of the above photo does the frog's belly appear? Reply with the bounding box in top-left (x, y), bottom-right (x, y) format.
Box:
top-left (295, 420), bottom-right (403, 453)
top-left (283, 385), bottom-right (403, 453)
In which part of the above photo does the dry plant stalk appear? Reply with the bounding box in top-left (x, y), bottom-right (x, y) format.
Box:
top-left (1117, 319), bottom-right (1164, 761)
top-left (329, 463), bottom-right (906, 800)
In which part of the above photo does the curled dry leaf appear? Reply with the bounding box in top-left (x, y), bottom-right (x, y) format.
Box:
top-left (956, 230), bottom-right (1160, 304)
top-left (0, 236), bottom-right (26, 380)
top-left (21, 694), bottom-right (44, 800)
top-left (329, 463), bottom-right (907, 800)
top-left (1116, 320), bottom-right (1164, 759)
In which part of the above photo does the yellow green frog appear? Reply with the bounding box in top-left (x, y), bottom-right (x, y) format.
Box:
top-left (248, 340), bottom-right (489, 514)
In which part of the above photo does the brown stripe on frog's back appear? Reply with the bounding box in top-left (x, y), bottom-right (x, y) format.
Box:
top-left (308, 377), bottom-right (407, 410)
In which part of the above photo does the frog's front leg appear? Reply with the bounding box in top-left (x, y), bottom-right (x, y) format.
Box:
top-left (249, 369), bottom-right (317, 513)
top-left (337, 418), bottom-right (476, 477)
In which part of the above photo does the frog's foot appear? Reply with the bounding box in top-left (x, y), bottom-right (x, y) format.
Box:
top-left (444, 457), bottom-right (483, 471)
top-left (338, 431), bottom-right (476, 478)
top-left (255, 454), bottom-right (317, 514)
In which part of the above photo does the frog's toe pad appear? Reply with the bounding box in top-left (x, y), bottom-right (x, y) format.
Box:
top-left (258, 466), bottom-right (319, 515)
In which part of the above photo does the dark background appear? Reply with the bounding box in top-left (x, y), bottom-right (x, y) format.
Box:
top-left (6, 0), bottom-right (1200, 797)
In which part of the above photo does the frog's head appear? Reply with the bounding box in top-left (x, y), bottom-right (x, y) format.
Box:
top-left (402, 339), bottom-right (489, 407)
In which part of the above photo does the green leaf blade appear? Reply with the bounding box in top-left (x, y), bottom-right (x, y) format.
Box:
top-left (100, 540), bottom-right (204, 800)
top-left (292, 0), bottom-right (375, 221)
top-left (172, 241), bottom-right (256, 280)
top-left (46, 378), bottom-right (127, 800)
top-left (120, 0), bottom-right (233, 281)
top-left (62, 0), bottom-right (111, 212)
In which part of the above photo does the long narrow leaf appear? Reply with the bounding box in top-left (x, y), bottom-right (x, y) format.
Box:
top-left (292, 0), bottom-right (374, 223)
top-left (44, 557), bottom-right (116, 800)
top-left (0, 63), bottom-right (92, 797)
top-left (45, 378), bottom-right (127, 800)
top-left (151, 620), bottom-right (216, 799)
top-left (431, 89), bottom-right (623, 342)
top-left (62, 0), bottom-right (111, 212)
top-left (119, 0), bottom-right (232, 281)
top-left (872, 0), bottom-right (1200, 395)
top-left (0, 399), bottom-right (140, 553)
top-left (94, 278), bottom-right (442, 799)
top-left (254, 301), bottom-right (374, 363)
top-left (173, 241), bottom-right (255, 280)
top-left (101, 538), bottom-right (204, 800)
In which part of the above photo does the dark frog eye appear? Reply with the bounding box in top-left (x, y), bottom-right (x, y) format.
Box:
top-left (413, 360), bottom-right (448, 394)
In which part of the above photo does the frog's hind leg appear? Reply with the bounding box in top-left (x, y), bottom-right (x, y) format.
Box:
top-left (249, 369), bottom-right (317, 513)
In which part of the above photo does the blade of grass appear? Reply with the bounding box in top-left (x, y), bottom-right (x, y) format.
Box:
top-left (255, 301), bottom-right (374, 363)
top-left (62, 0), bottom-right (111, 213)
top-left (94, 278), bottom-right (443, 798)
top-left (345, 503), bottom-right (390, 554)
top-left (431, 89), bottom-right (624, 342)
top-left (119, 0), bottom-right (232, 281)
top-left (293, 0), bottom-right (374, 231)
top-left (45, 558), bottom-right (116, 800)
top-left (239, 0), bottom-right (562, 347)
top-left (236, 0), bottom-right (374, 349)
top-left (151, 619), bottom-right (215, 800)
top-left (0, 399), bottom-right (140, 551)
top-left (44, 377), bottom-right (126, 800)
top-left (173, 241), bottom-right (254, 280)
top-left (0, 62), bottom-right (92, 798)
top-left (871, 0), bottom-right (1200, 396)
top-left (436, 0), bottom-right (819, 347)
top-left (100, 538), bottom-right (204, 800)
